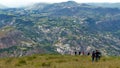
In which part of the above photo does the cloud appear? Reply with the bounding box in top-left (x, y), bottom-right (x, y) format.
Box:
top-left (0, 0), bottom-right (69, 7)
top-left (0, 0), bottom-right (120, 7)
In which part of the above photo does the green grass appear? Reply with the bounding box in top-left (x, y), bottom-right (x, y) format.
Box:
top-left (0, 54), bottom-right (120, 68)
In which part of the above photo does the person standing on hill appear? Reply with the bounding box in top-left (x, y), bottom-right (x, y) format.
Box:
top-left (79, 51), bottom-right (81, 55)
top-left (92, 51), bottom-right (96, 62)
top-left (95, 50), bottom-right (101, 62)
top-left (87, 52), bottom-right (90, 56)
top-left (75, 51), bottom-right (77, 55)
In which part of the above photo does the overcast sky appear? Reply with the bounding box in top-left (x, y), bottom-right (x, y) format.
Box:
top-left (0, 0), bottom-right (120, 7)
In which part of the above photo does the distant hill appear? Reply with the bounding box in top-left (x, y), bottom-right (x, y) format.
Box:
top-left (88, 3), bottom-right (120, 8)
top-left (24, 3), bottom-right (49, 10)
top-left (0, 1), bottom-right (120, 57)
top-left (0, 4), bottom-right (7, 9)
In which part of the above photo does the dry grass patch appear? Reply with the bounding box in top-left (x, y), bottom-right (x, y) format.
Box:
top-left (0, 55), bottom-right (120, 68)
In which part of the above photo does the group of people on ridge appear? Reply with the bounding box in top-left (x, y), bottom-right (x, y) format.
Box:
top-left (74, 50), bottom-right (101, 62)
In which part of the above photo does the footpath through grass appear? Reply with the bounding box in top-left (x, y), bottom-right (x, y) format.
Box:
top-left (0, 54), bottom-right (120, 68)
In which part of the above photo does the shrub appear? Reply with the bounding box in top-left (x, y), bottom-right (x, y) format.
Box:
top-left (41, 62), bottom-right (51, 67)
top-left (15, 60), bottom-right (27, 66)
top-left (19, 60), bottom-right (26, 64)
top-left (5, 58), bottom-right (13, 64)
top-left (27, 56), bottom-right (36, 61)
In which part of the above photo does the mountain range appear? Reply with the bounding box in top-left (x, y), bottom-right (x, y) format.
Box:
top-left (0, 1), bottom-right (120, 57)
top-left (88, 3), bottom-right (120, 8)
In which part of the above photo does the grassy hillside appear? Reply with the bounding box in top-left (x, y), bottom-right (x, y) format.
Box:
top-left (0, 54), bottom-right (120, 68)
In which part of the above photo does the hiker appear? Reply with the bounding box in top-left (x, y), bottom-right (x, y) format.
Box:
top-left (95, 50), bottom-right (101, 62)
top-left (79, 51), bottom-right (81, 55)
top-left (82, 51), bottom-right (85, 55)
top-left (75, 51), bottom-right (77, 55)
top-left (87, 52), bottom-right (90, 56)
top-left (92, 51), bottom-right (96, 62)
top-left (98, 51), bottom-right (101, 60)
